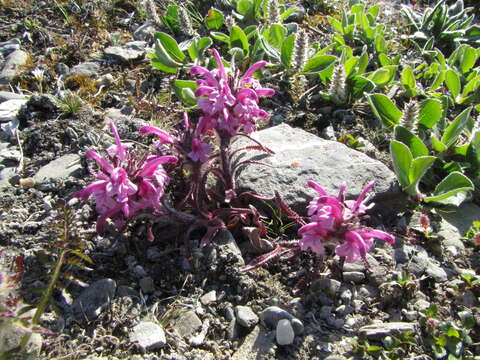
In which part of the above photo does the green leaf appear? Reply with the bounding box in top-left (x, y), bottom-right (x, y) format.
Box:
top-left (368, 66), bottom-right (396, 86)
top-left (205, 8), bottom-right (224, 30)
top-left (367, 93), bottom-right (403, 127)
top-left (407, 156), bottom-right (436, 196)
top-left (441, 106), bottom-right (473, 148)
top-left (328, 16), bottom-right (344, 33)
top-left (349, 76), bottom-right (375, 99)
top-left (210, 31), bottom-right (230, 43)
top-left (280, 34), bottom-right (295, 69)
top-left (424, 171), bottom-right (474, 205)
top-left (344, 57), bottom-right (359, 78)
top-left (302, 55), bottom-right (337, 73)
top-left (419, 98), bottom-right (443, 128)
top-left (390, 140), bottom-right (413, 189)
top-left (150, 40), bottom-right (182, 74)
top-left (394, 125), bottom-right (429, 157)
top-left (173, 80), bottom-right (198, 106)
top-left (459, 45), bottom-right (478, 73)
top-left (428, 69), bottom-right (445, 91)
top-left (356, 51), bottom-right (369, 75)
top-left (431, 135), bottom-right (448, 152)
top-left (279, 7), bottom-right (297, 22)
top-left (378, 53), bottom-right (390, 66)
top-left (461, 75), bottom-right (480, 98)
top-left (467, 131), bottom-right (480, 175)
top-left (230, 26), bottom-right (250, 55)
top-left (156, 32), bottom-right (186, 63)
top-left (401, 66), bottom-right (416, 89)
top-left (445, 69), bottom-right (461, 100)
top-left (375, 33), bottom-right (387, 53)
top-left (68, 249), bottom-right (94, 264)
top-left (458, 311), bottom-right (475, 330)
top-left (187, 37), bottom-right (212, 61)
top-left (265, 24), bottom-right (286, 50)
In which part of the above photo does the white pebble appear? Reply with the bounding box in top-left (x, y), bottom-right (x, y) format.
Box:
top-left (276, 319), bottom-right (295, 345)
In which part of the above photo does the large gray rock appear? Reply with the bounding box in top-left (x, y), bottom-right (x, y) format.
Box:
top-left (0, 91), bottom-right (27, 103)
top-left (0, 323), bottom-right (42, 359)
top-left (72, 278), bottom-right (116, 322)
top-left (0, 50), bottom-right (28, 85)
top-left (69, 62), bottom-right (100, 77)
top-left (437, 202), bottom-right (480, 251)
top-left (34, 154), bottom-right (82, 184)
top-left (129, 321), bottom-right (166, 351)
top-left (0, 99), bottom-right (28, 122)
top-left (231, 325), bottom-right (275, 360)
top-left (104, 41), bottom-right (146, 63)
top-left (235, 124), bottom-right (397, 212)
top-left (0, 39), bottom-right (21, 56)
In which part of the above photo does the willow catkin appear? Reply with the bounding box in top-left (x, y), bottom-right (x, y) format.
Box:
top-left (329, 64), bottom-right (347, 105)
top-left (292, 30), bottom-right (308, 73)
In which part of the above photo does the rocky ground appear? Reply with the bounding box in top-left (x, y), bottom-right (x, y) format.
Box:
top-left (0, 0), bottom-right (479, 359)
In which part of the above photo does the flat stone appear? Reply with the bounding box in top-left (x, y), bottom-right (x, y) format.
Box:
top-left (0, 323), bottom-right (42, 358)
top-left (438, 203), bottom-right (480, 236)
top-left (72, 278), bottom-right (116, 322)
top-left (425, 261), bottom-right (448, 282)
top-left (235, 124), bottom-right (396, 213)
top-left (200, 290), bottom-right (217, 305)
top-left (0, 39), bottom-right (21, 56)
top-left (276, 319), bottom-right (295, 345)
top-left (260, 306), bottom-right (303, 335)
top-left (343, 271), bottom-right (365, 283)
top-left (343, 261), bottom-right (365, 272)
top-left (231, 325), bottom-right (275, 360)
top-left (0, 91), bottom-right (27, 103)
top-left (129, 321), bottom-right (166, 351)
top-left (359, 322), bottom-right (416, 339)
top-left (0, 99), bottom-right (28, 122)
top-left (33, 153), bottom-right (82, 184)
top-left (0, 166), bottom-right (16, 189)
top-left (133, 22), bottom-right (156, 42)
top-left (0, 50), bottom-right (29, 85)
top-left (104, 41), bottom-right (146, 63)
top-left (69, 62), bottom-right (101, 77)
top-left (174, 310), bottom-right (202, 338)
top-left (235, 305), bottom-right (259, 328)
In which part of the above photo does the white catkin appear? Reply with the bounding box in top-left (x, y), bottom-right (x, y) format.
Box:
top-left (400, 100), bottom-right (419, 131)
top-left (292, 30), bottom-right (308, 73)
top-left (225, 15), bottom-right (236, 30)
top-left (329, 64), bottom-right (347, 105)
top-left (178, 6), bottom-right (195, 36)
top-left (265, 0), bottom-right (280, 24)
top-left (144, 0), bottom-right (161, 27)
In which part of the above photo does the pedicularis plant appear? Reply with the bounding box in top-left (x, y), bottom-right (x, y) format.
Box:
top-left (76, 49), bottom-right (394, 285)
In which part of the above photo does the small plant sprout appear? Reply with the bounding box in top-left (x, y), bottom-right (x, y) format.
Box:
top-left (244, 181), bottom-right (395, 292)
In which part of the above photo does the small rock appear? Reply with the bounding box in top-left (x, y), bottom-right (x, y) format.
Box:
top-left (0, 167), bottom-right (17, 189)
top-left (55, 63), bottom-right (69, 75)
top-left (343, 261), bottom-right (365, 272)
top-left (104, 41), bottom-right (146, 63)
top-left (0, 50), bottom-right (29, 85)
top-left (311, 278), bottom-right (341, 298)
top-left (425, 261), bottom-right (448, 282)
top-left (174, 310), bottom-right (202, 338)
top-left (0, 39), bottom-right (21, 56)
top-left (321, 126), bottom-right (336, 140)
top-left (276, 319), bottom-right (295, 345)
top-left (200, 290), bottom-right (216, 305)
top-left (69, 62), bottom-right (100, 77)
top-left (235, 305), bottom-right (259, 328)
top-left (359, 322), bottom-right (417, 339)
top-left (260, 306), bottom-right (303, 335)
top-left (0, 148), bottom-right (21, 163)
top-left (0, 323), bottom-right (42, 358)
top-left (116, 285), bottom-right (139, 299)
top-left (462, 290), bottom-right (478, 307)
top-left (72, 278), bottom-right (116, 322)
top-left (34, 154), bottom-right (82, 184)
top-left (0, 98), bottom-right (28, 122)
top-left (134, 22), bottom-right (157, 42)
top-left (340, 288), bottom-right (353, 305)
top-left (96, 73), bottom-right (114, 87)
top-left (343, 271), bottom-right (365, 283)
top-left (0, 91), bottom-right (27, 103)
top-left (213, 229), bottom-right (244, 266)
top-left (231, 325), bottom-right (275, 360)
top-left (130, 321), bottom-right (166, 351)
top-left (413, 299), bottom-right (430, 312)
top-left (139, 277), bottom-right (155, 294)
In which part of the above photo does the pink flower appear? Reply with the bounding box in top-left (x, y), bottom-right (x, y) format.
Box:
top-left (190, 49), bottom-right (274, 136)
top-left (188, 138), bottom-right (212, 163)
top-left (298, 181), bottom-right (395, 261)
top-left (75, 122), bottom-right (177, 233)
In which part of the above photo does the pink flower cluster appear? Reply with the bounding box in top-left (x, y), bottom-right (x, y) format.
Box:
top-left (188, 49), bottom-right (275, 161)
top-left (298, 181), bottom-right (395, 262)
top-left (75, 122), bottom-right (177, 233)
